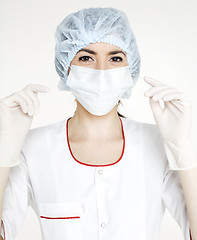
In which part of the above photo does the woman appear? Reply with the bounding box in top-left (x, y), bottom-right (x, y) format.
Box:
top-left (0, 7), bottom-right (196, 240)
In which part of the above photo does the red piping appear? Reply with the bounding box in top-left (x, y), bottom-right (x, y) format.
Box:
top-left (190, 228), bottom-right (192, 240)
top-left (40, 216), bottom-right (80, 219)
top-left (1, 219), bottom-right (5, 240)
top-left (66, 117), bottom-right (125, 167)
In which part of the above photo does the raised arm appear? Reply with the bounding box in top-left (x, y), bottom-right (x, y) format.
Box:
top-left (0, 83), bottom-right (50, 239)
top-left (0, 167), bottom-right (10, 239)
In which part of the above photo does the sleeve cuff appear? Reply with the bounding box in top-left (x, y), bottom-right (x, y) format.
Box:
top-left (1, 219), bottom-right (5, 240)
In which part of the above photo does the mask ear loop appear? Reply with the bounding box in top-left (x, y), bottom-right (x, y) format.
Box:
top-left (68, 65), bottom-right (76, 72)
top-left (67, 65), bottom-right (73, 75)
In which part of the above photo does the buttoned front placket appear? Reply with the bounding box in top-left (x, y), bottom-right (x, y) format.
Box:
top-left (95, 167), bottom-right (109, 239)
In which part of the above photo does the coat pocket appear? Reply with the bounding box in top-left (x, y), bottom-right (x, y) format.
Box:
top-left (39, 202), bottom-right (85, 240)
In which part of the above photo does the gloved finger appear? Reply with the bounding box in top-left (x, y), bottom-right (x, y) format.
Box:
top-left (17, 91), bottom-right (34, 116)
top-left (164, 100), bottom-right (185, 114)
top-left (144, 76), bottom-right (166, 87)
top-left (149, 97), bottom-right (163, 118)
top-left (24, 89), bottom-right (40, 115)
top-left (2, 94), bottom-right (28, 113)
top-left (152, 88), bottom-right (179, 101)
top-left (145, 85), bottom-right (177, 97)
top-left (162, 92), bottom-right (191, 106)
top-left (24, 84), bottom-right (51, 93)
top-left (144, 85), bottom-right (170, 97)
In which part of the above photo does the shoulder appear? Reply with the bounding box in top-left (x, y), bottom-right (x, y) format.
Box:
top-left (122, 117), bottom-right (166, 160)
top-left (121, 117), bottom-right (161, 142)
top-left (121, 117), bottom-right (168, 176)
top-left (21, 118), bottom-right (67, 153)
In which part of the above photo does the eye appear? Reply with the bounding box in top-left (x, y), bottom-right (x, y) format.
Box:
top-left (110, 56), bottom-right (123, 62)
top-left (78, 56), bottom-right (93, 62)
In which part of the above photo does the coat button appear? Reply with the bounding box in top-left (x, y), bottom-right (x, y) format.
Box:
top-left (98, 169), bottom-right (103, 175)
top-left (101, 222), bottom-right (106, 228)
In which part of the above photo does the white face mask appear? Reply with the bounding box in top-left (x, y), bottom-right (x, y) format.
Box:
top-left (66, 65), bottom-right (134, 116)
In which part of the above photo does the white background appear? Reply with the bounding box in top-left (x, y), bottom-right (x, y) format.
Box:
top-left (0, 0), bottom-right (197, 239)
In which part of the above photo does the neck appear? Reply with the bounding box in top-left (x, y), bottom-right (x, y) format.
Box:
top-left (68, 105), bottom-right (122, 142)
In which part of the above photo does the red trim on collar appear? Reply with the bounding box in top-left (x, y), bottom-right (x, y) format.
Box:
top-left (66, 117), bottom-right (125, 167)
top-left (1, 219), bottom-right (5, 240)
top-left (190, 228), bottom-right (192, 240)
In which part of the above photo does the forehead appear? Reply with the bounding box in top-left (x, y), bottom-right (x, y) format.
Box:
top-left (86, 42), bottom-right (123, 51)
top-left (77, 42), bottom-right (126, 56)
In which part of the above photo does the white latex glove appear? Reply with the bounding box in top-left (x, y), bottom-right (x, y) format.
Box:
top-left (144, 76), bottom-right (197, 171)
top-left (0, 84), bottom-right (51, 167)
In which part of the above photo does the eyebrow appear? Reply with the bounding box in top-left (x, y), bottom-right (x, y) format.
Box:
top-left (77, 48), bottom-right (127, 57)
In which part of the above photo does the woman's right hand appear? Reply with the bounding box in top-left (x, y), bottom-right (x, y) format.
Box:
top-left (0, 84), bottom-right (51, 167)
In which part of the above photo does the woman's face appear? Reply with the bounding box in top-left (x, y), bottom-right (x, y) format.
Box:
top-left (68, 42), bottom-right (128, 75)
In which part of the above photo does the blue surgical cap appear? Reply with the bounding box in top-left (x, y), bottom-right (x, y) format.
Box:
top-left (54, 7), bottom-right (141, 91)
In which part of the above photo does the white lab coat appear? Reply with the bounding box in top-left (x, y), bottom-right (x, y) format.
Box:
top-left (1, 116), bottom-right (192, 240)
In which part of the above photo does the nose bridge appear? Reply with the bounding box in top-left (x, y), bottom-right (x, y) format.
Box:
top-left (96, 65), bottom-right (108, 70)
top-left (95, 54), bottom-right (108, 70)
top-left (94, 58), bottom-right (108, 94)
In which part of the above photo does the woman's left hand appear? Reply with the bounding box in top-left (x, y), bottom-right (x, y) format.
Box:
top-left (144, 76), bottom-right (192, 147)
